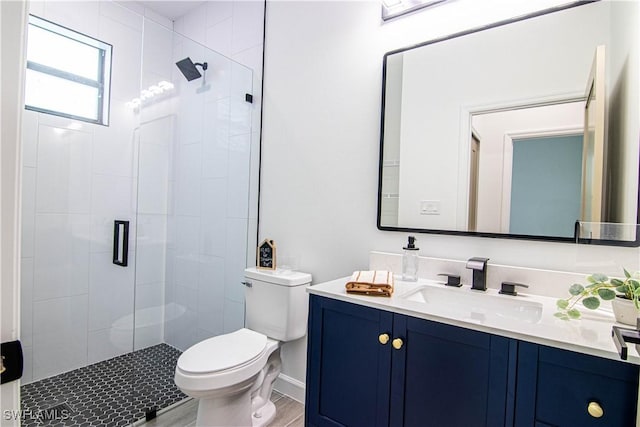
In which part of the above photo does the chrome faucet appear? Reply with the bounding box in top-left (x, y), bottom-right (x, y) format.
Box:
top-left (466, 257), bottom-right (489, 291)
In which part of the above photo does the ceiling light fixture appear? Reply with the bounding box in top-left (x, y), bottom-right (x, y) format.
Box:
top-left (382, 0), bottom-right (448, 21)
top-left (382, 0), bottom-right (402, 8)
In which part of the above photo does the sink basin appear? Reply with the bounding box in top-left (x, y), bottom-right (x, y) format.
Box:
top-left (400, 285), bottom-right (543, 324)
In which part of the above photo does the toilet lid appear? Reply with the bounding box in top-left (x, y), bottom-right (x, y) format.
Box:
top-left (177, 328), bottom-right (268, 374)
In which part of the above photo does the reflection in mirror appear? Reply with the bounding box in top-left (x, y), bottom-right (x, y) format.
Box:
top-left (469, 102), bottom-right (584, 237)
top-left (378, 1), bottom-right (640, 245)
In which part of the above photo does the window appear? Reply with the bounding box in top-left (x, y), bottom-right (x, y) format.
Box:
top-left (25, 15), bottom-right (112, 125)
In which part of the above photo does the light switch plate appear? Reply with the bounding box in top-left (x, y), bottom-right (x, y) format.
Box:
top-left (420, 200), bottom-right (440, 215)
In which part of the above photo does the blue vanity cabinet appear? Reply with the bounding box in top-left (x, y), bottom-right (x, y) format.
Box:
top-left (306, 294), bottom-right (640, 427)
top-left (515, 342), bottom-right (640, 427)
top-left (306, 295), bottom-right (394, 427)
top-left (390, 314), bottom-right (512, 427)
top-left (306, 295), bottom-right (512, 427)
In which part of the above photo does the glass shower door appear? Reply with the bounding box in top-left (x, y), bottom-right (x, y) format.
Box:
top-left (18, 2), bottom-right (142, 424)
top-left (131, 17), bottom-right (253, 417)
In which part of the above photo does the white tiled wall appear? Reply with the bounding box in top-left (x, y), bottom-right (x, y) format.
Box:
top-left (173, 0), bottom-right (264, 266)
top-left (21, 0), bottom-right (264, 382)
top-left (21, 0), bottom-right (143, 383)
top-left (160, 21), bottom-right (256, 351)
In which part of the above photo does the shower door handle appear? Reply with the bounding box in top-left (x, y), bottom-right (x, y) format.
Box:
top-left (113, 220), bottom-right (129, 267)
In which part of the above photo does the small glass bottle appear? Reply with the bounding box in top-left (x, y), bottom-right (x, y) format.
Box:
top-left (402, 236), bottom-right (419, 281)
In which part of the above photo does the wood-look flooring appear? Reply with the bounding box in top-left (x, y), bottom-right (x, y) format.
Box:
top-left (144, 391), bottom-right (304, 427)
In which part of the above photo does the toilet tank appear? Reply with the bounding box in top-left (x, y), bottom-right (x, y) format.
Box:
top-left (244, 267), bottom-right (312, 341)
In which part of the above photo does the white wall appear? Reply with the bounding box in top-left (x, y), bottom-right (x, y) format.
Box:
top-left (261, 0), bottom-right (640, 390)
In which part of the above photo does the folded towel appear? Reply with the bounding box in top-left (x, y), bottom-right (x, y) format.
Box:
top-left (345, 270), bottom-right (394, 297)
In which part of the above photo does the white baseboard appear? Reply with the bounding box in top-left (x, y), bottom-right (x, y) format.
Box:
top-left (274, 373), bottom-right (305, 403)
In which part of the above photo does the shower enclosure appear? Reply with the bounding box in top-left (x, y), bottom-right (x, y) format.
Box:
top-left (20, 4), bottom-right (253, 425)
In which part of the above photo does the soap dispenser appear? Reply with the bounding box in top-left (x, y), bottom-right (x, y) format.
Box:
top-left (402, 236), bottom-right (419, 281)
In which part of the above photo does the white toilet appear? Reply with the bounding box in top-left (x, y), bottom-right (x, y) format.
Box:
top-left (174, 267), bottom-right (312, 427)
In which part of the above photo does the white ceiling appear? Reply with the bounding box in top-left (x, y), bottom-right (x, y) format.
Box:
top-left (137, 1), bottom-right (206, 20)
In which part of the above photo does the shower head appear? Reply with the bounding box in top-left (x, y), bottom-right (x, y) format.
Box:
top-left (175, 57), bottom-right (208, 81)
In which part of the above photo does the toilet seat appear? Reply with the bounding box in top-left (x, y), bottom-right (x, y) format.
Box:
top-left (175, 329), bottom-right (280, 395)
top-left (177, 329), bottom-right (268, 375)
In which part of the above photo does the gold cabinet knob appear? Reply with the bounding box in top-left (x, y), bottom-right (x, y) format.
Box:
top-left (587, 401), bottom-right (603, 418)
top-left (378, 333), bottom-right (390, 345)
top-left (392, 338), bottom-right (404, 350)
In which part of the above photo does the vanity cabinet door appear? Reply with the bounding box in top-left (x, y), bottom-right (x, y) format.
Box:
top-left (390, 314), bottom-right (512, 427)
top-left (306, 296), bottom-right (394, 427)
top-left (515, 342), bottom-right (639, 427)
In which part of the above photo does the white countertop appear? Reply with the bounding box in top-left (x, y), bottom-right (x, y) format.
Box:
top-left (307, 276), bottom-right (640, 365)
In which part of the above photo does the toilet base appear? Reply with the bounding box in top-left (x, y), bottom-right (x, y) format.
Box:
top-left (252, 401), bottom-right (276, 427)
top-left (185, 341), bottom-right (282, 427)
top-left (194, 390), bottom-right (278, 427)
top-left (195, 377), bottom-right (256, 426)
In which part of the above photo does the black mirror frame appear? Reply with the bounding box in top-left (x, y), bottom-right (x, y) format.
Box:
top-left (376, 0), bottom-right (640, 247)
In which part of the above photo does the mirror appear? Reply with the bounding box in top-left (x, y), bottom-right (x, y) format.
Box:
top-left (378, 1), bottom-right (640, 245)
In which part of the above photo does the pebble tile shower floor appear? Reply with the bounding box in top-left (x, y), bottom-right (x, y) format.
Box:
top-left (20, 344), bottom-right (186, 426)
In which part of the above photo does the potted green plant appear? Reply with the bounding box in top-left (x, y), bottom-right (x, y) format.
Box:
top-left (556, 269), bottom-right (640, 325)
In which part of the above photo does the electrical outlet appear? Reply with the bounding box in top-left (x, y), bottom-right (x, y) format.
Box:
top-left (420, 200), bottom-right (440, 215)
